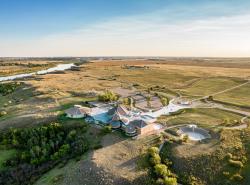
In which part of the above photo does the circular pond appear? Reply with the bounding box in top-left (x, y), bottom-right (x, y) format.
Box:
top-left (178, 125), bottom-right (211, 141)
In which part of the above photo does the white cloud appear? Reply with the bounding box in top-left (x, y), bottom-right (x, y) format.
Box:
top-left (1, 12), bottom-right (250, 57)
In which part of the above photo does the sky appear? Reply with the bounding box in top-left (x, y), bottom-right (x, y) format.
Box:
top-left (0, 0), bottom-right (250, 57)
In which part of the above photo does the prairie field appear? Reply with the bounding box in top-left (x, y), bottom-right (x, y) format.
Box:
top-left (0, 58), bottom-right (249, 185)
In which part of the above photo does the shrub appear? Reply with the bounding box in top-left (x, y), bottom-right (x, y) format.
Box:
top-left (100, 125), bottom-right (112, 135)
top-left (163, 177), bottom-right (178, 185)
top-left (154, 164), bottom-right (171, 177)
top-left (149, 153), bottom-right (161, 165)
top-left (156, 178), bottom-right (164, 185)
top-left (98, 90), bottom-right (118, 102)
top-left (148, 147), bottom-right (160, 156)
top-left (93, 144), bottom-right (103, 150)
top-left (160, 97), bottom-right (169, 106)
top-left (0, 111), bottom-right (7, 117)
top-left (228, 159), bottom-right (244, 168)
top-left (182, 135), bottom-right (189, 143)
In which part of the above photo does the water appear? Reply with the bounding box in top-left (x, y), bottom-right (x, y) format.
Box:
top-left (0, 63), bottom-right (75, 82)
top-left (183, 131), bottom-right (206, 141)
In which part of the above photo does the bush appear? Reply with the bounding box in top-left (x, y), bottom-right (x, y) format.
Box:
top-left (182, 135), bottom-right (189, 143)
top-left (163, 177), bottom-right (178, 185)
top-left (160, 97), bottom-right (169, 106)
top-left (154, 164), bottom-right (171, 177)
top-left (148, 147), bottom-right (160, 156)
top-left (93, 144), bottom-right (103, 150)
top-left (228, 159), bottom-right (244, 168)
top-left (0, 111), bottom-right (7, 117)
top-left (149, 153), bottom-right (161, 165)
top-left (100, 125), bottom-right (112, 135)
top-left (0, 82), bottom-right (20, 96)
top-left (98, 90), bottom-right (118, 102)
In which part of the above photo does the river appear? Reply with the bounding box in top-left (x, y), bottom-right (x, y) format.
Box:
top-left (0, 63), bottom-right (75, 82)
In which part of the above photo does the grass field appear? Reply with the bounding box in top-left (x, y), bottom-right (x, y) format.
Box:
top-left (0, 61), bottom-right (58, 76)
top-left (161, 128), bottom-right (250, 185)
top-left (158, 108), bottom-right (244, 128)
top-left (0, 58), bottom-right (249, 185)
top-left (214, 83), bottom-right (250, 107)
top-left (179, 77), bottom-right (246, 96)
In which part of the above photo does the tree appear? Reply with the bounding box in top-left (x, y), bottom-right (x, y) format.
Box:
top-left (146, 96), bottom-right (151, 107)
top-left (154, 164), bottom-right (171, 177)
top-left (150, 153), bottom-right (161, 165)
top-left (163, 177), bottom-right (177, 185)
top-left (148, 147), bottom-right (159, 156)
top-left (160, 97), bottom-right (169, 106)
top-left (98, 90), bottom-right (119, 102)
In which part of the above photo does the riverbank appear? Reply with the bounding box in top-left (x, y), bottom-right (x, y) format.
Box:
top-left (0, 63), bottom-right (75, 82)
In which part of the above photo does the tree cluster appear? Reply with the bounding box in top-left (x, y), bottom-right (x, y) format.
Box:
top-left (147, 147), bottom-right (177, 185)
top-left (98, 90), bottom-right (119, 102)
top-left (0, 122), bottom-right (89, 185)
top-left (0, 82), bottom-right (21, 96)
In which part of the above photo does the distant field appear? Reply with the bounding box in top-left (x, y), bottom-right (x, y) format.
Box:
top-left (179, 77), bottom-right (246, 96)
top-left (0, 61), bottom-right (57, 76)
top-left (214, 83), bottom-right (250, 107)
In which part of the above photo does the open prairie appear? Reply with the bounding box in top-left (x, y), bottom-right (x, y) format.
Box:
top-left (0, 58), bottom-right (250, 185)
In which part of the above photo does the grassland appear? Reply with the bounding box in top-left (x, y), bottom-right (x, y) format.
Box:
top-left (158, 108), bottom-right (244, 128)
top-left (214, 83), bottom-right (250, 107)
top-left (161, 127), bottom-right (250, 185)
top-left (179, 77), bottom-right (246, 96)
top-left (0, 58), bottom-right (249, 185)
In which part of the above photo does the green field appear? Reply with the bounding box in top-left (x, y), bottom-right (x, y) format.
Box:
top-left (158, 108), bottom-right (243, 128)
top-left (214, 83), bottom-right (250, 107)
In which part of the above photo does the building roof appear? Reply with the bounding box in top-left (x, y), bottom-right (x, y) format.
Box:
top-left (65, 105), bottom-right (91, 116)
top-left (65, 107), bottom-right (83, 116)
top-left (108, 104), bottom-right (129, 117)
top-left (129, 119), bottom-right (148, 128)
top-left (120, 117), bottom-right (129, 124)
top-left (116, 105), bottom-right (129, 116)
top-left (79, 107), bottom-right (92, 115)
top-left (111, 113), bottom-right (121, 121)
top-left (107, 107), bottom-right (116, 116)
